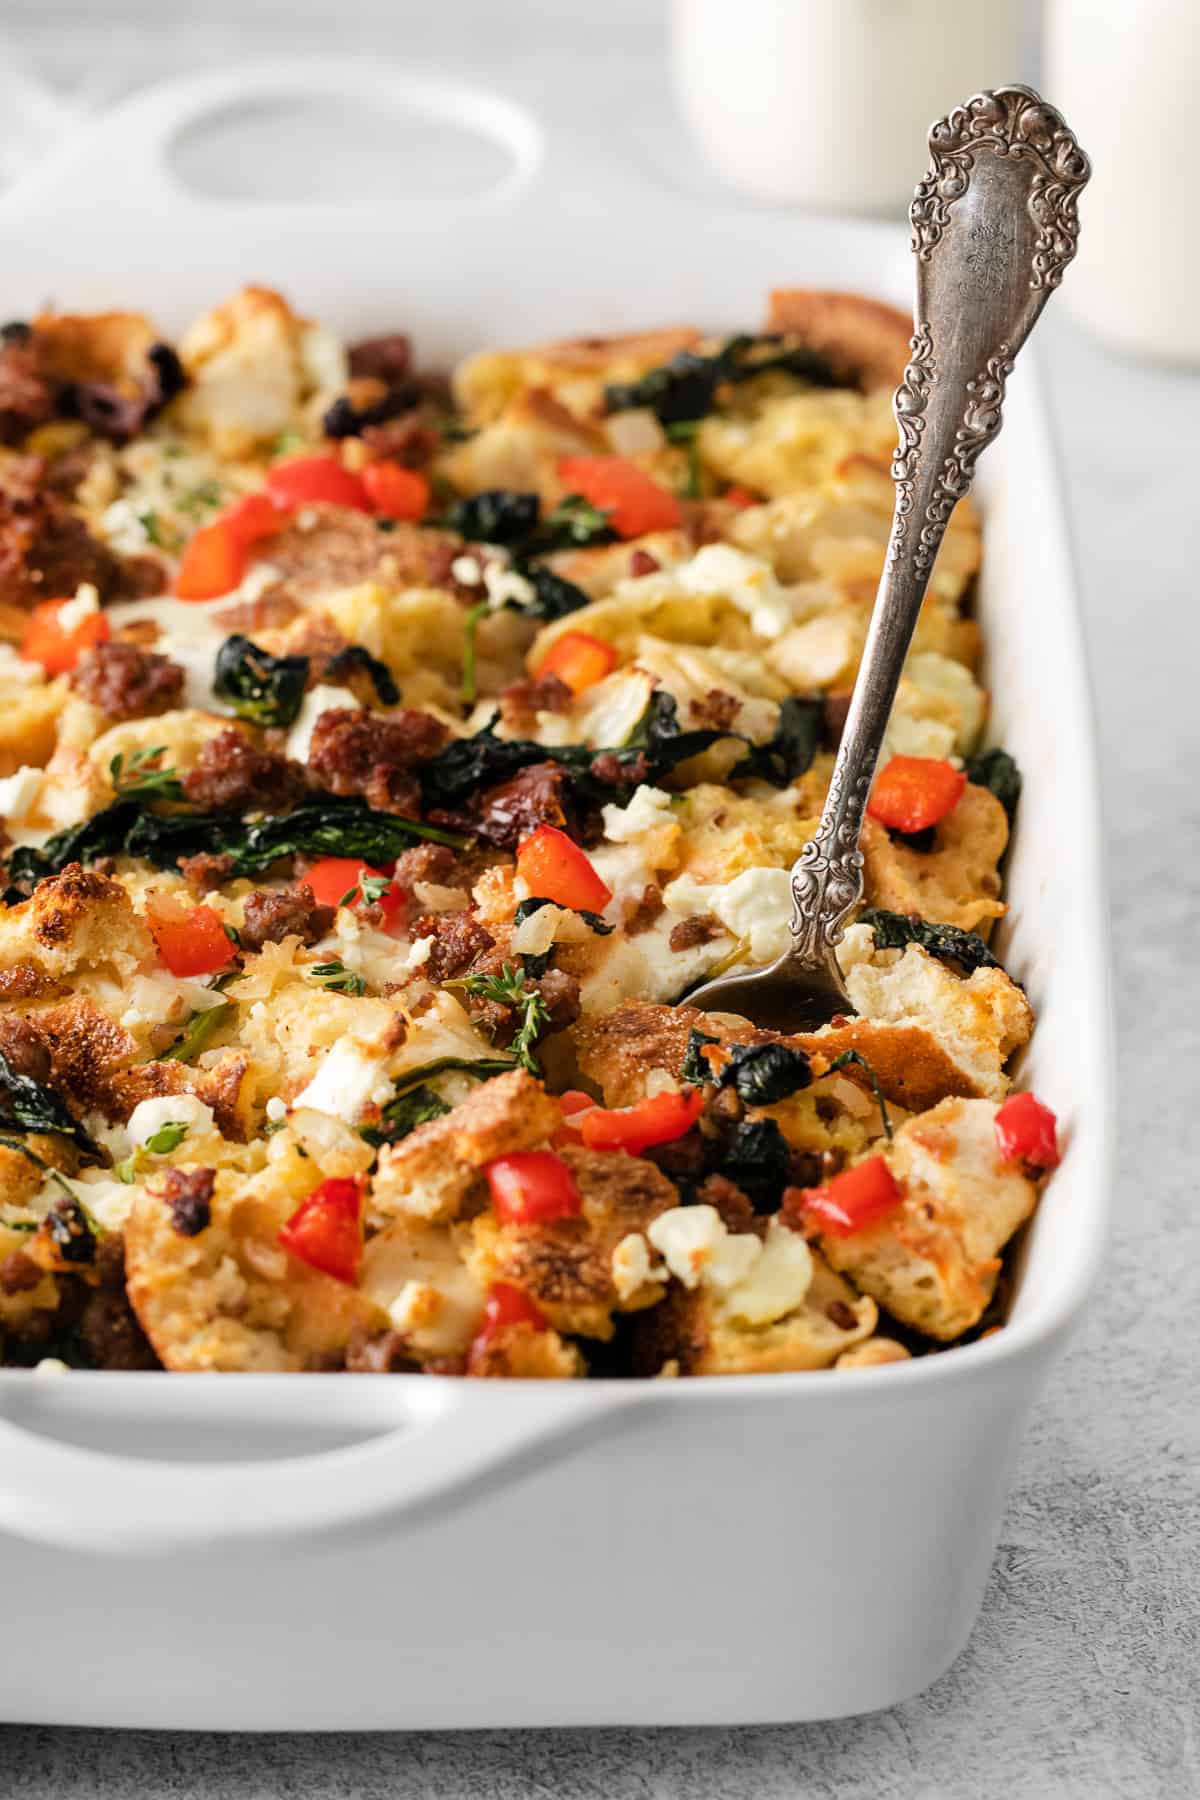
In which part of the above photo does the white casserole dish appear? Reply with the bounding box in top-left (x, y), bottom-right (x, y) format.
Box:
top-left (0, 61), bottom-right (1113, 1728)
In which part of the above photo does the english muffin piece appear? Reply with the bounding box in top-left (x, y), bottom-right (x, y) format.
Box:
top-left (452, 325), bottom-right (701, 426)
top-left (464, 1146), bottom-right (679, 1341)
top-left (369, 1070), bottom-right (563, 1227)
top-left (763, 289), bottom-right (914, 393)
top-left (628, 1217), bottom-right (876, 1376)
top-left (0, 864), bottom-right (153, 982)
top-left (125, 1136), bottom-right (377, 1372)
top-left (832, 923), bottom-right (1032, 1101)
top-left (860, 783), bottom-right (1010, 936)
top-left (811, 1097), bottom-right (1040, 1342)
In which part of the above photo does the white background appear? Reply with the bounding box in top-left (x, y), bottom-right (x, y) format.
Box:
top-left (1, 3), bottom-right (1198, 1795)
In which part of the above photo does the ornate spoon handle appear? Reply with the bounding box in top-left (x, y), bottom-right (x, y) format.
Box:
top-left (788, 85), bottom-right (1090, 967)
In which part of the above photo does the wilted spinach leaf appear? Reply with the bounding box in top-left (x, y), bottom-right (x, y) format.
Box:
top-left (521, 566), bottom-right (591, 620)
top-left (679, 1027), bottom-right (720, 1085)
top-left (858, 908), bottom-right (1001, 975)
top-left (0, 1048), bottom-right (100, 1158)
top-left (965, 747), bottom-right (1021, 822)
top-left (604, 334), bottom-right (838, 426)
top-left (718, 1117), bottom-right (792, 1213)
top-left (46, 1194), bottom-right (100, 1264)
top-left (363, 1084), bottom-right (451, 1147)
top-left (719, 1041), bottom-right (813, 1106)
top-left (731, 696), bottom-right (823, 785)
top-left (444, 489), bottom-right (541, 547)
top-left (512, 896), bottom-right (614, 935)
top-left (323, 644), bottom-right (400, 706)
top-left (214, 635), bottom-right (309, 728)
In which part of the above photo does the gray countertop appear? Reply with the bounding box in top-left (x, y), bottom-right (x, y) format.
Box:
top-left (2, 6), bottom-right (1199, 1795)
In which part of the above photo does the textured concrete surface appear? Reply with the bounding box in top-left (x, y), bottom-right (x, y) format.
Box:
top-left (2, 6), bottom-right (1198, 1795)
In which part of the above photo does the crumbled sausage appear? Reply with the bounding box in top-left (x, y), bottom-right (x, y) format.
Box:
top-left (498, 671), bottom-right (572, 734)
top-left (0, 328), bottom-right (54, 443)
top-left (240, 881), bottom-right (334, 953)
top-left (0, 1249), bottom-right (43, 1295)
top-left (688, 689), bottom-right (741, 732)
top-left (628, 549), bottom-right (659, 577)
top-left (695, 1172), bottom-right (760, 1235)
top-left (535, 967), bottom-right (582, 1033)
top-left (77, 1232), bottom-right (159, 1369)
top-left (474, 762), bottom-right (570, 850)
top-left (0, 1013), bottom-right (52, 1084)
top-left (182, 729), bottom-right (305, 813)
top-left (668, 913), bottom-right (724, 952)
top-left (306, 707), bottom-right (449, 814)
top-left (411, 910), bottom-right (494, 982)
top-left (590, 749), bottom-right (650, 789)
top-left (0, 457), bottom-right (161, 605)
top-left (161, 1167), bottom-right (215, 1237)
top-left (177, 851), bottom-right (235, 891)
top-left (70, 639), bottom-right (185, 720)
top-left (826, 1298), bottom-right (859, 1331)
top-left (390, 842), bottom-right (461, 894)
top-left (622, 884), bottom-right (665, 936)
top-left (347, 334), bottom-right (412, 382)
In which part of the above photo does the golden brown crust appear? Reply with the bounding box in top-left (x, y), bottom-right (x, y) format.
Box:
top-left (765, 289), bottom-right (913, 392)
top-left (370, 1069), bottom-right (563, 1227)
top-left (465, 1145), bottom-right (678, 1340)
top-left (861, 783), bottom-right (1009, 936)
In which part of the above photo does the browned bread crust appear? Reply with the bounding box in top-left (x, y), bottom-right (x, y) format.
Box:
top-left (765, 289), bottom-right (913, 392)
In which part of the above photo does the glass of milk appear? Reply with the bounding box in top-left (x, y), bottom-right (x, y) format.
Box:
top-left (1047, 0), bottom-right (1200, 364)
top-left (670, 0), bottom-right (1018, 216)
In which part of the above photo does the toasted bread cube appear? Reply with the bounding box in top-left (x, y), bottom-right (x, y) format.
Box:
top-left (816, 1097), bottom-right (1039, 1341)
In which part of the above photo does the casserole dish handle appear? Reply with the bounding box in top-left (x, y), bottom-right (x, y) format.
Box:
top-left (0, 1381), bottom-right (631, 1556)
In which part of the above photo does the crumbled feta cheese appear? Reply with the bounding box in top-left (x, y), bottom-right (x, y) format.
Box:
top-left (672, 544), bottom-right (794, 638)
top-left (451, 554), bottom-right (483, 587)
top-left (483, 561), bottom-right (536, 611)
top-left (265, 1096), bottom-right (288, 1124)
top-left (647, 1205), bottom-right (760, 1292)
top-left (662, 865), bottom-right (792, 965)
top-left (286, 682), bottom-right (361, 764)
top-left (721, 1217), bottom-right (814, 1326)
top-left (601, 785), bottom-right (675, 844)
top-left (0, 766), bottom-right (43, 823)
top-left (401, 935), bottom-right (434, 972)
top-left (55, 583), bottom-right (100, 633)
top-left (611, 1231), bottom-right (667, 1302)
top-left (647, 1208), bottom-right (813, 1325)
top-left (119, 971), bottom-right (226, 1033)
top-left (33, 1358), bottom-right (70, 1376)
top-left (127, 1094), bottom-right (215, 1148)
top-left (292, 1037), bottom-right (390, 1124)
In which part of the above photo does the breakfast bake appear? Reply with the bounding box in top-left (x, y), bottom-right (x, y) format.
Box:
top-left (0, 286), bottom-right (1060, 1377)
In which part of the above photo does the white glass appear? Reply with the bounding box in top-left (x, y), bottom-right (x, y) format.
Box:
top-left (671, 0), bottom-right (1018, 216)
top-left (1047, 0), bottom-right (1200, 364)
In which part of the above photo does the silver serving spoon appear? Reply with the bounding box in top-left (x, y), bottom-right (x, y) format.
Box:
top-left (687, 84), bottom-right (1090, 1033)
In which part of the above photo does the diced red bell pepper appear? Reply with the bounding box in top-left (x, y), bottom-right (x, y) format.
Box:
top-left (557, 455), bottom-right (682, 538)
top-left (994, 1091), bottom-right (1060, 1172)
top-left (221, 490), bottom-right (289, 548)
top-left (867, 755), bottom-right (967, 834)
top-left (265, 455), bottom-right (370, 513)
top-left (278, 1176), bottom-right (364, 1284)
top-left (789, 1156), bottom-right (903, 1237)
top-left (723, 485), bottom-right (759, 509)
top-left (174, 518), bottom-right (245, 600)
top-left (174, 492), bottom-right (288, 602)
top-left (147, 897), bottom-right (234, 979)
top-left (20, 597), bottom-right (111, 674)
top-left (302, 855), bottom-right (401, 925)
top-left (579, 1087), bottom-right (704, 1155)
top-left (516, 824), bottom-right (612, 913)
top-left (479, 1280), bottom-right (548, 1337)
top-left (553, 1089), bottom-right (597, 1146)
top-left (485, 1150), bottom-right (582, 1225)
top-left (534, 630), bottom-right (618, 695)
top-left (360, 460), bottom-right (430, 521)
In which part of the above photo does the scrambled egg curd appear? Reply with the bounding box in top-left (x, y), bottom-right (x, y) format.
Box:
top-left (0, 287), bottom-right (1057, 1376)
